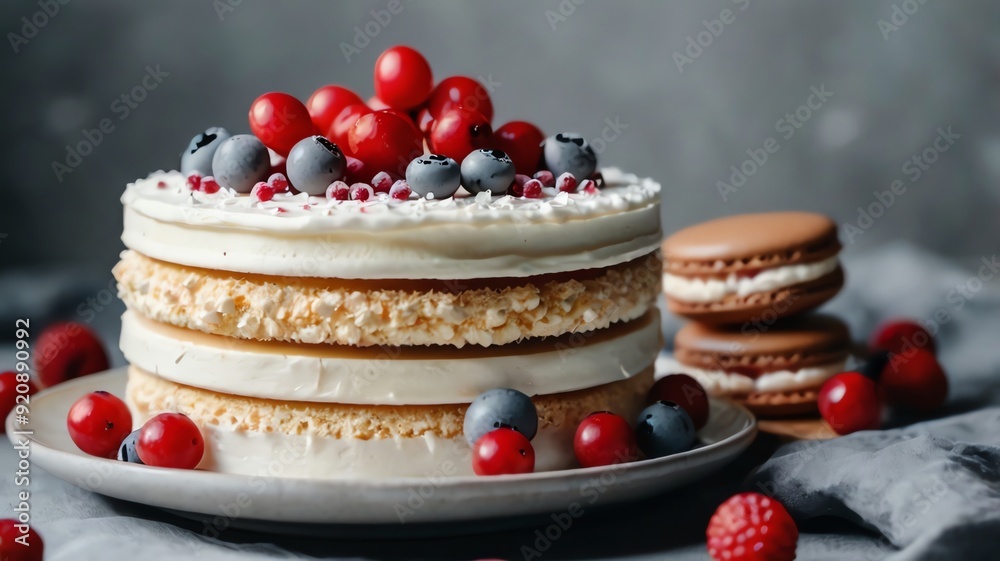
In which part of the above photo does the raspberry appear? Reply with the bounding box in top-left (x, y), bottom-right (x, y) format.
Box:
top-left (707, 493), bottom-right (798, 561)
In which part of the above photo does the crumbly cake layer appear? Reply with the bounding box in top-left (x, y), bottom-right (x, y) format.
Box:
top-left (114, 249), bottom-right (662, 348)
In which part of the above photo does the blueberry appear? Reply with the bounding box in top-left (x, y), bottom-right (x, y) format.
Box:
top-left (405, 154), bottom-right (461, 199)
top-left (464, 388), bottom-right (538, 446)
top-left (285, 136), bottom-right (347, 196)
top-left (180, 127), bottom-right (231, 176)
top-left (460, 149), bottom-right (516, 195)
top-left (543, 133), bottom-right (597, 179)
top-left (117, 429), bottom-right (144, 464)
top-left (211, 134), bottom-right (270, 193)
top-left (635, 401), bottom-right (696, 459)
top-left (860, 350), bottom-right (891, 382)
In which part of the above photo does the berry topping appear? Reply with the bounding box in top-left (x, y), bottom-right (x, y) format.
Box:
top-left (707, 493), bottom-right (798, 561)
top-left (306, 85), bottom-right (365, 133)
top-left (156, 180), bottom-right (167, 188)
top-left (463, 388), bottom-right (538, 446)
top-left (405, 154), bottom-right (462, 199)
top-left (429, 108), bottom-right (493, 163)
top-left (35, 322), bottom-right (109, 388)
top-left (493, 121), bottom-right (545, 175)
top-left (427, 76), bottom-right (495, 123)
top-left (248, 92), bottom-right (318, 156)
top-left (326, 180), bottom-right (350, 201)
top-left (348, 111), bottom-right (423, 178)
top-left (647, 374), bottom-right (710, 430)
top-left (460, 149), bottom-right (516, 195)
top-left (870, 319), bottom-right (935, 355)
top-left (880, 349), bottom-right (948, 412)
top-left (634, 401), bottom-right (696, 459)
top-left (555, 172), bottom-right (578, 193)
top-left (251, 181), bottom-right (275, 202)
top-left (136, 412), bottom-right (205, 470)
top-left (522, 178), bottom-right (544, 199)
top-left (373, 46), bottom-right (434, 110)
top-left (574, 411), bottom-right (638, 468)
top-left (389, 180), bottom-right (412, 201)
top-left (326, 103), bottom-right (373, 156)
top-left (186, 173), bottom-right (202, 191)
top-left (349, 183), bottom-right (374, 202)
top-left (580, 179), bottom-right (599, 195)
top-left (371, 171), bottom-right (394, 194)
top-left (116, 429), bottom-right (144, 464)
top-left (0, 518), bottom-right (44, 561)
top-left (200, 176), bottom-right (220, 194)
top-left (818, 372), bottom-right (882, 435)
top-left (543, 133), bottom-right (597, 180)
top-left (509, 174), bottom-right (531, 197)
top-left (268, 172), bottom-right (290, 193)
top-left (533, 170), bottom-right (555, 187)
top-left (0, 372), bottom-right (35, 435)
top-left (66, 391), bottom-right (132, 458)
top-left (211, 134), bottom-right (270, 193)
top-left (472, 428), bottom-right (535, 476)
top-left (180, 126), bottom-right (231, 176)
top-left (285, 135), bottom-right (346, 196)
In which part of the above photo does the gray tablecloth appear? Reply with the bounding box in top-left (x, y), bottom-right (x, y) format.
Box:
top-left (3, 242), bottom-right (999, 560)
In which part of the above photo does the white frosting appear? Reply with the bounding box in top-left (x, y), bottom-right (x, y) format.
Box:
top-left (656, 355), bottom-right (845, 395)
top-left (120, 311), bottom-right (660, 405)
top-left (121, 168), bottom-right (661, 279)
top-left (663, 256), bottom-right (840, 303)
top-left (195, 421), bottom-right (574, 478)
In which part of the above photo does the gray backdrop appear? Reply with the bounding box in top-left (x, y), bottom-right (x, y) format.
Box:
top-left (3, 0), bottom-right (998, 275)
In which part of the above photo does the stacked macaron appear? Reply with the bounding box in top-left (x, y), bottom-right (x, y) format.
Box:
top-left (661, 212), bottom-right (850, 416)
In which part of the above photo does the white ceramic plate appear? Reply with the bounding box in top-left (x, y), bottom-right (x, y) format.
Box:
top-left (7, 368), bottom-right (755, 532)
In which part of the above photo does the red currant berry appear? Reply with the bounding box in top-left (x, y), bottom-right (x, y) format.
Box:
top-left (326, 181), bottom-right (350, 200)
top-left (0, 518), bottom-right (44, 561)
top-left (707, 493), bottom-right (798, 561)
top-left (251, 182), bottom-right (275, 202)
top-left (818, 372), bottom-right (882, 435)
top-left (349, 183), bottom-right (374, 202)
top-left (306, 85), bottom-right (364, 133)
top-left (870, 319), bottom-right (935, 355)
top-left (533, 170), bottom-right (555, 187)
top-left (373, 46), bottom-right (433, 110)
top-left (429, 108), bottom-right (493, 163)
top-left (137, 412), bottom-right (205, 469)
top-left (880, 349), bottom-right (948, 412)
top-left (648, 374), bottom-right (710, 430)
top-left (0, 372), bottom-right (36, 435)
top-left (348, 111), bottom-right (423, 178)
top-left (200, 176), bottom-right (221, 194)
top-left (493, 121), bottom-right (545, 176)
top-left (371, 171), bottom-right (394, 194)
top-left (522, 179), bottom-right (544, 199)
top-left (326, 103), bottom-right (372, 156)
top-left (389, 180), bottom-right (412, 201)
top-left (415, 106), bottom-right (435, 135)
top-left (248, 92), bottom-right (318, 157)
top-left (472, 428), bottom-right (535, 476)
top-left (427, 76), bottom-right (495, 123)
top-left (555, 172), bottom-right (578, 193)
top-left (67, 391), bottom-right (132, 458)
top-left (268, 172), bottom-right (290, 193)
top-left (574, 411), bottom-right (637, 468)
top-left (35, 323), bottom-right (109, 388)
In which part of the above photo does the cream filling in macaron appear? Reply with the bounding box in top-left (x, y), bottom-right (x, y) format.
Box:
top-left (662, 255), bottom-right (839, 303)
top-left (656, 355), bottom-right (846, 395)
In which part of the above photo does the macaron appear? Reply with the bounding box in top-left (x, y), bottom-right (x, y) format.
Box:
top-left (662, 212), bottom-right (844, 325)
top-left (671, 314), bottom-right (851, 416)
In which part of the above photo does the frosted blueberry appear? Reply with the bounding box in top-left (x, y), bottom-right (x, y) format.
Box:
top-left (180, 127), bottom-right (231, 176)
top-left (634, 401), bottom-right (696, 459)
top-left (460, 149), bottom-right (516, 195)
top-left (286, 136), bottom-right (346, 196)
top-left (542, 133), bottom-right (597, 179)
top-left (464, 388), bottom-right (538, 446)
top-left (117, 429), bottom-right (144, 464)
top-left (405, 154), bottom-right (461, 199)
top-left (211, 134), bottom-right (270, 193)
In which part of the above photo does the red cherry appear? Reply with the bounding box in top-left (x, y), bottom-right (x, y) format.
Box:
top-left (880, 349), bottom-right (948, 412)
top-left (647, 374), bottom-right (710, 430)
top-left (325, 103), bottom-right (372, 156)
top-left (522, 179), bottom-right (543, 199)
top-left (348, 111), bottom-right (423, 178)
top-left (373, 45), bottom-right (433, 110)
top-left (493, 121), bottom-right (545, 175)
top-left (0, 372), bottom-right (36, 434)
top-left (137, 412), bottom-right (205, 469)
top-left (573, 411), bottom-right (638, 468)
top-left (343, 155), bottom-right (369, 184)
top-left (415, 106), bottom-right (435, 135)
top-left (472, 428), bottom-right (535, 476)
top-left (818, 372), bottom-right (882, 435)
top-left (429, 108), bottom-right (493, 163)
top-left (367, 95), bottom-right (391, 111)
top-left (376, 107), bottom-right (416, 129)
top-left (66, 391), bottom-right (132, 458)
top-left (427, 76), bottom-right (495, 123)
top-left (35, 323), bottom-right (109, 388)
top-left (870, 319), bottom-right (935, 355)
top-left (306, 85), bottom-right (364, 133)
top-left (0, 518), bottom-right (44, 561)
top-left (248, 92), bottom-right (318, 157)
